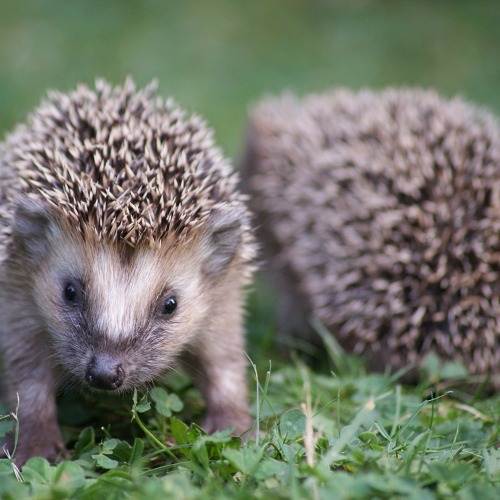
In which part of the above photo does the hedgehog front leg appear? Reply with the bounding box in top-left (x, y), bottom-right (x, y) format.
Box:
top-left (0, 336), bottom-right (64, 464)
top-left (185, 298), bottom-right (252, 436)
top-left (190, 341), bottom-right (252, 436)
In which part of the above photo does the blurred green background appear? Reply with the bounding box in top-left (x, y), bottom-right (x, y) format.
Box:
top-left (1, 0), bottom-right (500, 356)
top-left (2, 0), bottom-right (500, 158)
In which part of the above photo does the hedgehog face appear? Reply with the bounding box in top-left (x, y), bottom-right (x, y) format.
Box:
top-left (36, 234), bottom-right (209, 392)
top-left (11, 197), bottom-right (245, 392)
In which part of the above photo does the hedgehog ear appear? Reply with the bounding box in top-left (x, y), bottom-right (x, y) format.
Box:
top-left (13, 197), bottom-right (57, 263)
top-left (203, 205), bottom-right (245, 276)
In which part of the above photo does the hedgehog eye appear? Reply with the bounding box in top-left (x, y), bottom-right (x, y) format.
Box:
top-left (63, 282), bottom-right (81, 305)
top-left (161, 296), bottom-right (177, 315)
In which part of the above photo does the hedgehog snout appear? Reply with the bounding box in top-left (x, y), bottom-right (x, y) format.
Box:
top-left (85, 355), bottom-right (125, 391)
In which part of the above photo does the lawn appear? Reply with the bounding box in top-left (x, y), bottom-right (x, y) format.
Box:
top-left (1, 1), bottom-right (500, 497)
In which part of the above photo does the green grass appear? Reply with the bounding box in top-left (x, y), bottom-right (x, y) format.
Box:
top-left (2, 0), bottom-right (500, 498)
top-left (2, 346), bottom-right (500, 498)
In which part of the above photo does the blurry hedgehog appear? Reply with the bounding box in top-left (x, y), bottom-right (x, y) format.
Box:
top-left (241, 88), bottom-right (500, 383)
top-left (0, 79), bottom-right (256, 463)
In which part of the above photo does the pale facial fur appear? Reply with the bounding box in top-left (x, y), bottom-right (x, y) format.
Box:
top-left (33, 225), bottom-right (209, 391)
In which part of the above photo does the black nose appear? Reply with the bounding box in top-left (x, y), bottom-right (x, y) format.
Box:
top-left (85, 356), bottom-right (125, 390)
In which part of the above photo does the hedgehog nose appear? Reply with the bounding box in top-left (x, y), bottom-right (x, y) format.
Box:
top-left (85, 356), bottom-right (125, 390)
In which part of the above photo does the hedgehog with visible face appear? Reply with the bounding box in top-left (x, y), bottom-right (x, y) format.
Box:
top-left (242, 88), bottom-right (500, 384)
top-left (0, 79), bottom-right (256, 463)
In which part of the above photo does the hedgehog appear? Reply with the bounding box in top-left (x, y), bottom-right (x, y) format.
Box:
top-left (241, 88), bottom-right (500, 383)
top-left (0, 79), bottom-right (256, 464)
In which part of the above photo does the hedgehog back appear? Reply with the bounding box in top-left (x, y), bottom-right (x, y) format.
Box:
top-left (245, 89), bottom-right (500, 377)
